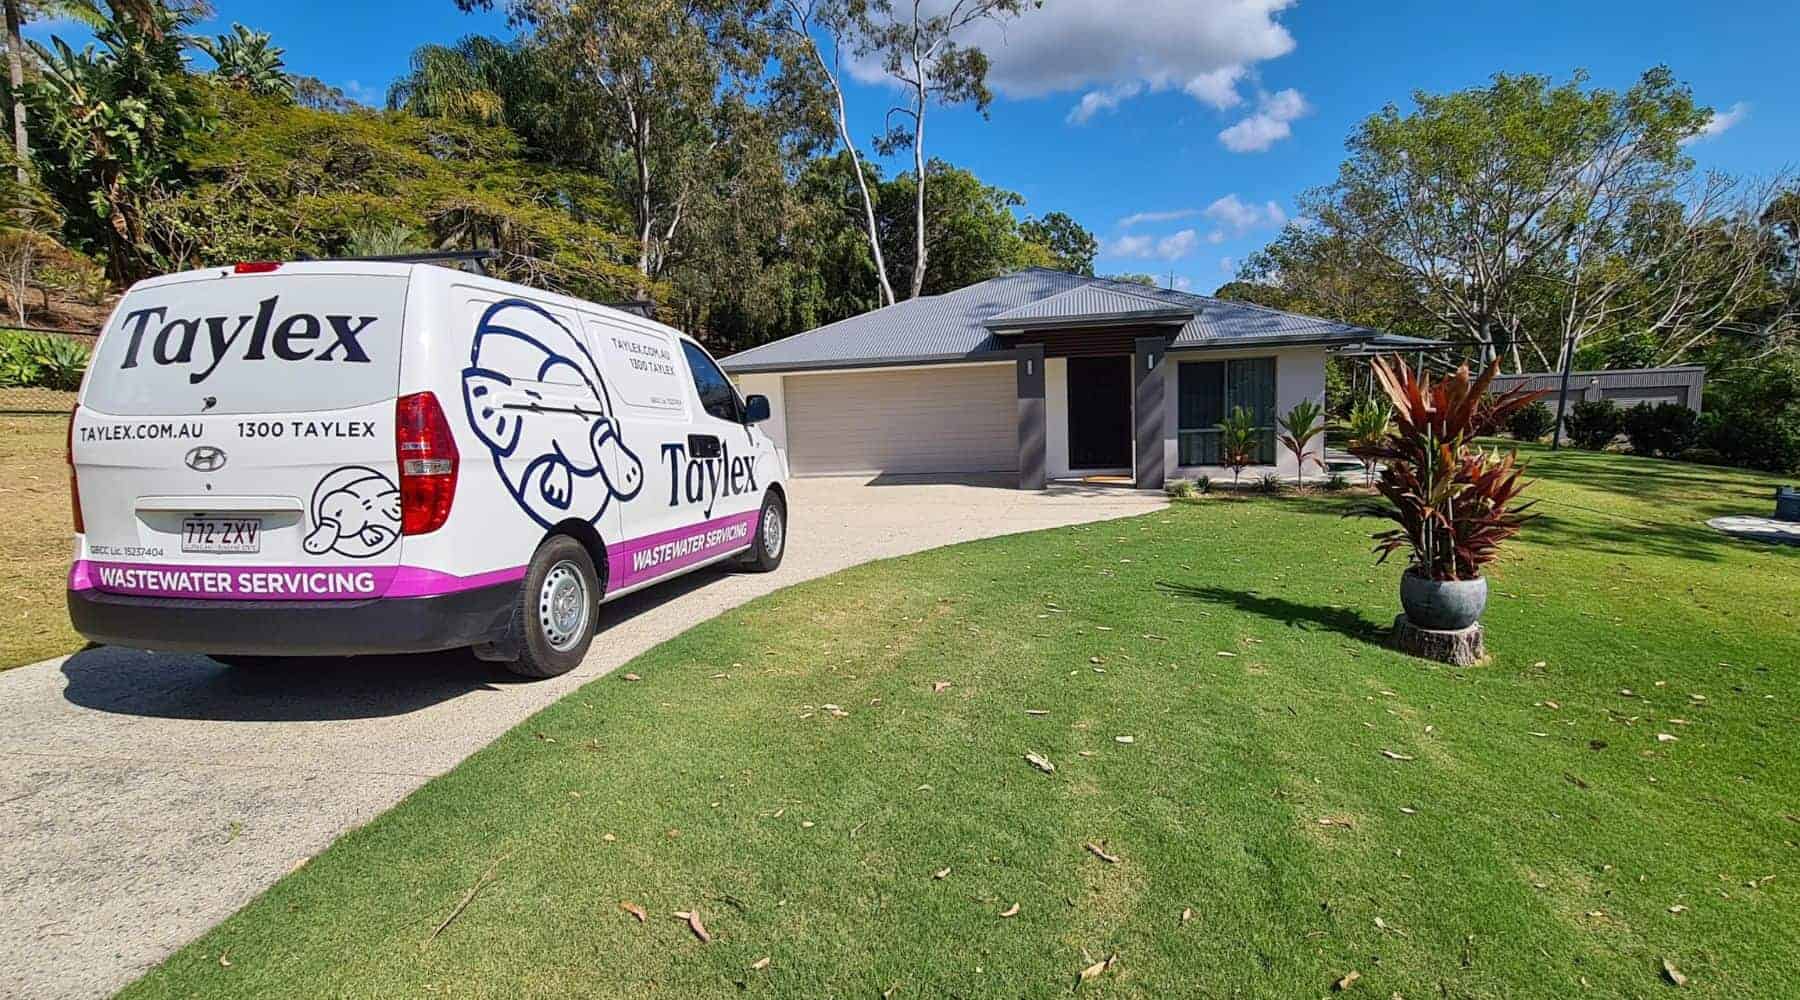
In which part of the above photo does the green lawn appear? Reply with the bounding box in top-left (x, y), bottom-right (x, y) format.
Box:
top-left (122, 445), bottom-right (1797, 999)
top-left (1, 414), bottom-right (83, 669)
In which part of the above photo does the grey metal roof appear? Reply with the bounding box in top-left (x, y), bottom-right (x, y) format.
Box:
top-left (984, 282), bottom-right (1192, 329)
top-left (720, 268), bottom-right (1415, 374)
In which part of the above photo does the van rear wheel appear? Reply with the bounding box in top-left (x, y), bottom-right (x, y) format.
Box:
top-left (504, 535), bottom-right (601, 679)
top-left (739, 491), bottom-right (786, 573)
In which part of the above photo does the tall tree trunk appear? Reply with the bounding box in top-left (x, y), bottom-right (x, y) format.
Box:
top-left (908, 85), bottom-right (927, 299)
top-left (4, 0), bottom-right (26, 186)
top-left (803, 37), bottom-right (894, 307)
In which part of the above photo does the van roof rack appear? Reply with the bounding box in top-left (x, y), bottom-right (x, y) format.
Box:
top-left (299, 249), bottom-right (499, 276)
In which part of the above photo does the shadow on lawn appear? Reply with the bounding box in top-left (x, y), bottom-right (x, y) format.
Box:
top-left (1157, 581), bottom-right (1388, 645)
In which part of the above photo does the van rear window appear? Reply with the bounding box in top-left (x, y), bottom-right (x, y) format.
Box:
top-left (83, 273), bottom-right (408, 416)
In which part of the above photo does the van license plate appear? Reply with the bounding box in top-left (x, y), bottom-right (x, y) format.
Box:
top-left (180, 517), bottom-right (262, 554)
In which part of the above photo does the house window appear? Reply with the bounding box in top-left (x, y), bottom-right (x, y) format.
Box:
top-left (1177, 358), bottom-right (1276, 465)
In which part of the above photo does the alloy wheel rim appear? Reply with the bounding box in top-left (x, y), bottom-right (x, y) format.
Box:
top-left (539, 560), bottom-right (589, 652)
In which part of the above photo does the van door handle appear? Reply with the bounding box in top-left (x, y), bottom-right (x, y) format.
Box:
top-left (688, 434), bottom-right (721, 459)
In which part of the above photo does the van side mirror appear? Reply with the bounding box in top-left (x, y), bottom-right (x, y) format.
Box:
top-left (742, 394), bottom-right (771, 424)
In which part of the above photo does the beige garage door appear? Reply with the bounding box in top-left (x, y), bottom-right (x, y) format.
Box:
top-left (784, 365), bottom-right (1017, 476)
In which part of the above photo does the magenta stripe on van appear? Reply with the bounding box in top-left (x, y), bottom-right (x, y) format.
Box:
top-left (69, 510), bottom-right (759, 601)
top-left (68, 560), bottom-right (527, 601)
top-left (606, 509), bottom-right (760, 591)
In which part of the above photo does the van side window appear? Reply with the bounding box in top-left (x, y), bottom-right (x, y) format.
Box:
top-left (682, 340), bottom-right (739, 422)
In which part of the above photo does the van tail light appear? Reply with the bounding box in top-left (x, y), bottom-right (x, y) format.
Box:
top-left (233, 261), bottom-right (282, 273)
top-left (395, 391), bottom-right (458, 535)
top-left (66, 406), bottom-right (84, 533)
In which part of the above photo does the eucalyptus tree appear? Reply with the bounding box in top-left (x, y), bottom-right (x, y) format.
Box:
top-left (457, 0), bottom-right (772, 296)
top-left (859, 0), bottom-right (1034, 298)
top-left (767, 0), bottom-right (897, 305)
top-left (1303, 68), bottom-right (1710, 368)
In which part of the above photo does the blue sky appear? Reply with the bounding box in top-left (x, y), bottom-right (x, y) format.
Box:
top-left (27, 1), bottom-right (1799, 293)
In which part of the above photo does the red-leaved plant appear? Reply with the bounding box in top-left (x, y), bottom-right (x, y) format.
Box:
top-left (1358, 357), bottom-right (1549, 581)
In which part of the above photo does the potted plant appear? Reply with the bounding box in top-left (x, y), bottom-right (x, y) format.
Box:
top-left (1360, 357), bottom-right (1546, 634)
top-left (1217, 406), bottom-right (1260, 491)
top-left (1277, 398), bottom-right (1326, 488)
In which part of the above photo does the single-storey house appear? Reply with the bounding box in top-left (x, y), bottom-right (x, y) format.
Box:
top-left (719, 268), bottom-right (1436, 490)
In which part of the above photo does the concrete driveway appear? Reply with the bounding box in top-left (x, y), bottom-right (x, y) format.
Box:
top-left (0, 477), bottom-right (1163, 1000)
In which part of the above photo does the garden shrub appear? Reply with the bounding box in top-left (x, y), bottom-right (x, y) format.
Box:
top-left (1324, 472), bottom-right (1351, 492)
top-left (1165, 479), bottom-right (1197, 499)
top-left (1564, 400), bottom-right (1622, 450)
top-left (1622, 402), bottom-right (1699, 458)
top-left (0, 330), bottom-right (91, 391)
top-left (1506, 401), bottom-right (1556, 442)
top-left (1256, 473), bottom-right (1284, 495)
top-left (1699, 359), bottom-right (1800, 474)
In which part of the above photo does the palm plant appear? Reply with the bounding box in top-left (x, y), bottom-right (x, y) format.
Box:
top-left (1217, 405), bottom-right (1260, 492)
top-left (1344, 398), bottom-right (1393, 485)
top-left (386, 36), bottom-right (525, 125)
top-left (1358, 356), bottom-right (1548, 581)
top-left (196, 23), bottom-right (293, 99)
top-left (1276, 397), bottom-right (1326, 488)
top-left (345, 220), bottom-right (428, 257)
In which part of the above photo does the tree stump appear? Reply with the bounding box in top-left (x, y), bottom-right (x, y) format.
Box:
top-left (1391, 615), bottom-right (1486, 666)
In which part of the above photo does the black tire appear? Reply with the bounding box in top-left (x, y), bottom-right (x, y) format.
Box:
top-left (504, 534), bottom-right (602, 679)
top-left (739, 490), bottom-right (787, 573)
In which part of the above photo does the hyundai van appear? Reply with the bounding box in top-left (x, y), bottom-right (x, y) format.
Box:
top-left (67, 257), bottom-right (789, 677)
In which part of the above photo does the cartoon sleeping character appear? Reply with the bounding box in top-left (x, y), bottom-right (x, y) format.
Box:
top-left (461, 299), bottom-right (644, 529)
top-left (303, 465), bottom-right (402, 558)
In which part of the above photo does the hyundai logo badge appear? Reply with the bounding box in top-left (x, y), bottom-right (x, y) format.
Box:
top-left (184, 446), bottom-right (227, 473)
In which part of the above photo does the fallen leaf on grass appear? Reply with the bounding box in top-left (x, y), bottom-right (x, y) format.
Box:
top-left (218, 951), bottom-right (231, 968)
top-left (933, 866), bottom-right (951, 880)
top-left (750, 956), bottom-right (771, 971)
top-left (1657, 733), bottom-right (1678, 743)
top-left (1563, 772), bottom-right (1589, 790)
top-left (619, 900), bottom-right (647, 923)
top-left (1025, 752), bottom-right (1056, 774)
top-left (1379, 749), bottom-right (1415, 761)
top-left (1084, 842), bottom-right (1120, 863)
top-left (1333, 969), bottom-right (1360, 991)
top-left (1180, 907), bottom-right (1193, 924)
top-left (932, 681), bottom-right (952, 693)
top-left (672, 910), bottom-right (711, 943)
top-left (621, 673), bottom-right (641, 682)
top-left (1114, 735), bottom-right (1135, 744)
top-left (999, 903), bottom-right (1020, 918)
top-left (1668, 904), bottom-right (1688, 914)
top-left (1216, 651), bottom-right (1237, 658)
top-left (1076, 953), bottom-right (1118, 985)
top-left (1662, 957), bottom-right (1687, 987)
top-left (1026, 709), bottom-right (1050, 716)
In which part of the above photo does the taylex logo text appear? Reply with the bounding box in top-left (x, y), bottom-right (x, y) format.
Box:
top-left (660, 439), bottom-right (758, 518)
top-left (116, 296), bottom-right (377, 384)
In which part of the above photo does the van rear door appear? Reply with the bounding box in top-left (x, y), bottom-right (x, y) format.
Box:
top-left (71, 265), bottom-right (414, 601)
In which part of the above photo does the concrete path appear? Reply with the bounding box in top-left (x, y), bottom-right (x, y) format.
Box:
top-left (0, 478), bottom-right (1163, 1000)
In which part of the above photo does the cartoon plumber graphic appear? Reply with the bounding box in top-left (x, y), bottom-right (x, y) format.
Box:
top-left (460, 299), bottom-right (644, 529)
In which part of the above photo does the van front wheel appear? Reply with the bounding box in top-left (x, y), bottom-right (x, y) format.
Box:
top-left (505, 535), bottom-right (601, 679)
top-left (740, 492), bottom-right (786, 573)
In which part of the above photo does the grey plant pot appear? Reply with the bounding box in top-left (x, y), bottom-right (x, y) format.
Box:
top-left (1399, 570), bottom-right (1488, 631)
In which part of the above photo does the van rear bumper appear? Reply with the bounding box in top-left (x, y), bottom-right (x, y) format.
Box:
top-left (67, 583), bottom-right (518, 657)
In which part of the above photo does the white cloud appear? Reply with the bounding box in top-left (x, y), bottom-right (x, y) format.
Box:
top-left (1118, 208), bottom-right (1199, 229)
top-left (1202, 194), bottom-right (1287, 237)
top-left (1110, 229), bottom-right (1200, 261)
top-left (1108, 234), bottom-right (1156, 258)
top-left (1173, 275), bottom-right (1194, 291)
top-left (1220, 256), bottom-right (1238, 274)
top-left (848, 1), bottom-right (1297, 124)
top-left (1218, 87), bottom-right (1310, 152)
top-left (1683, 101), bottom-right (1748, 145)
top-left (1157, 229), bottom-right (1200, 259)
top-left (1067, 82), bottom-right (1143, 125)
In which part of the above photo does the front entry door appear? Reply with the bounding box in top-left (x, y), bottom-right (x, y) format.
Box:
top-left (1067, 355), bottom-right (1133, 470)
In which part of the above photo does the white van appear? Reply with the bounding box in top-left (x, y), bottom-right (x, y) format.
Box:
top-left (66, 257), bottom-right (789, 677)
